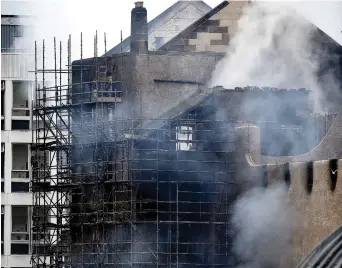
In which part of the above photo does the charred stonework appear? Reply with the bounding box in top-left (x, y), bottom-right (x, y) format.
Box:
top-left (130, 2), bottom-right (148, 55)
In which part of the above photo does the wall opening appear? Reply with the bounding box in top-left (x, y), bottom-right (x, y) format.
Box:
top-left (306, 162), bottom-right (313, 194)
top-left (284, 162), bottom-right (291, 188)
top-left (261, 165), bottom-right (268, 188)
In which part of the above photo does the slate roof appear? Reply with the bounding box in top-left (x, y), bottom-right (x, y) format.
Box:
top-left (104, 1), bottom-right (211, 56)
top-left (158, 1), bottom-right (229, 51)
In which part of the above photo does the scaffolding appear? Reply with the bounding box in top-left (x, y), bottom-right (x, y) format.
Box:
top-left (31, 33), bottom-right (240, 268)
top-left (31, 30), bottom-right (337, 268)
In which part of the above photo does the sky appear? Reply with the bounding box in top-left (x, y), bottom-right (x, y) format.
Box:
top-left (2, 0), bottom-right (341, 60)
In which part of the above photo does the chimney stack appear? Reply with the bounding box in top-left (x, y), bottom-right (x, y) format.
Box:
top-left (130, 1), bottom-right (148, 55)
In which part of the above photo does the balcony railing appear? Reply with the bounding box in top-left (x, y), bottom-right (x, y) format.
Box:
top-left (11, 169), bottom-right (29, 179)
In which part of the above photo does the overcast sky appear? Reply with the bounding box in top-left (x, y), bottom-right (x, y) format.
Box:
top-left (5, 0), bottom-right (340, 59)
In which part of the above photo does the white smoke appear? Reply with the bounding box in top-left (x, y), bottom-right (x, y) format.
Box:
top-left (208, 2), bottom-right (337, 267)
top-left (210, 1), bottom-right (341, 113)
top-left (232, 183), bottom-right (293, 268)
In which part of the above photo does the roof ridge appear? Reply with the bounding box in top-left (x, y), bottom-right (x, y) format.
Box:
top-left (103, 1), bottom-right (212, 56)
top-left (152, 1), bottom-right (204, 33)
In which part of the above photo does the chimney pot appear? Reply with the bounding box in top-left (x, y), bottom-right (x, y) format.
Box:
top-left (131, 1), bottom-right (148, 55)
top-left (135, 1), bottom-right (143, 8)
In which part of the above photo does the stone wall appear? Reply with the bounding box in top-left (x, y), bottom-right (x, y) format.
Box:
top-left (234, 114), bottom-right (342, 264)
top-left (130, 51), bottom-right (225, 119)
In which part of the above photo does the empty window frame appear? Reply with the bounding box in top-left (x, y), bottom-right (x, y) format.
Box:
top-left (11, 206), bottom-right (30, 254)
top-left (12, 81), bottom-right (30, 116)
top-left (12, 144), bottom-right (29, 179)
top-left (176, 125), bottom-right (193, 151)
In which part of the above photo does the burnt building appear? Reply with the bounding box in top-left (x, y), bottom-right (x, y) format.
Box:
top-left (31, 1), bottom-right (342, 268)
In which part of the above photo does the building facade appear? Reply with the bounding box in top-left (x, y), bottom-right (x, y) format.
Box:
top-left (1, 1), bottom-right (34, 267)
top-left (31, 1), bottom-right (342, 268)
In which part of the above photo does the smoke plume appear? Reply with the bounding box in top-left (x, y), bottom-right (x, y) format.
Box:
top-left (210, 1), bottom-right (341, 113)
top-left (208, 2), bottom-right (341, 266)
top-left (232, 183), bottom-right (293, 268)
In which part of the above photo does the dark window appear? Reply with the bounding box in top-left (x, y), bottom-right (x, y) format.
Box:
top-left (12, 81), bottom-right (30, 117)
top-left (11, 243), bottom-right (29, 254)
top-left (1, 120), bottom-right (4, 130)
top-left (1, 86), bottom-right (4, 117)
top-left (1, 25), bottom-right (24, 53)
top-left (1, 206), bottom-right (4, 255)
top-left (1, 144), bottom-right (4, 178)
top-left (12, 120), bottom-right (29, 130)
top-left (11, 182), bottom-right (30, 192)
top-left (1, 206), bottom-right (4, 242)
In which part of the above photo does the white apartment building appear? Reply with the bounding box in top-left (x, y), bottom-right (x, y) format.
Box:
top-left (1, 1), bottom-right (34, 267)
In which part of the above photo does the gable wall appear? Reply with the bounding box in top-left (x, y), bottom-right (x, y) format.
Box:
top-left (149, 4), bottom-right (205, 50)
top-left (165, 1), bottom-right (250, 52)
